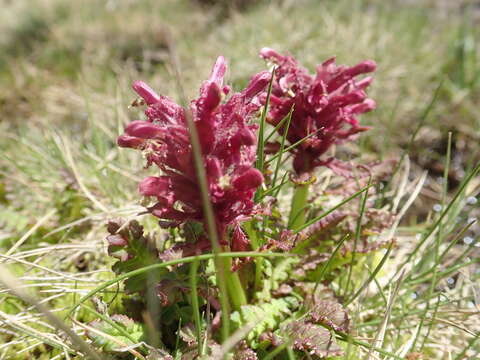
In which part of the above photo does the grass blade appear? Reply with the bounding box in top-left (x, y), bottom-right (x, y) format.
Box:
top-left (345, 241), bottom-right (393, 306)
top-left (67, 252), bottom-right (294, 317)
top-left (294, 184), bottom-right (371, 234)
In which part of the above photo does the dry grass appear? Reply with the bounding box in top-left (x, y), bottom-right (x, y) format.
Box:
top-left (0, 0), bottom-right (479, 359)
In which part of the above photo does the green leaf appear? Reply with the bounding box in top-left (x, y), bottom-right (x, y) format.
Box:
top-left (86, 314), bottom-right (144, 353)
top-left (107, 220), bottom-right (165, 294)
top-left (230, 297), bottom-right (300, 348)
top-left (255, 257), bottom-right (299, 302)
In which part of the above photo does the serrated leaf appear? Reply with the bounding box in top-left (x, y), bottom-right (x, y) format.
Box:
top-left (180, 340), bottom-right (221, 360)
top-left (297, 283), bottom-right (350, 333)
top-left (178, 323), bottom-right (197, 347)
top-left (255, 257), bottom-right (299, 302)
top-left (107, 220), bottom-right (165, 294)
top-left (308, 300), bottom-right (349, 333)
top-left (233, 341), bottom-right (258, 360)
top-left (147, 349), bottom-right (174, 360)
top-left (230, 297), bottom-right (300, 348)
top-left (86, 314), bottom-right (144, 353)
top-left (282, 320), bottom-right (342, 358)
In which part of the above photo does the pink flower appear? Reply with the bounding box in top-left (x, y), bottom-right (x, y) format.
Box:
top-left (118, 56), bottom-right (270, 249)
top-left (260, 48), bottom-right (376, 176)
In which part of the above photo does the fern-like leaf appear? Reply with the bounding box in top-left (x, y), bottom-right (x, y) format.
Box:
top-left (230, 297), bottom-right (300, 348)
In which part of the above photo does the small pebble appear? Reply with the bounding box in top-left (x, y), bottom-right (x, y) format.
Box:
top-left (466, 196), bottom-right (478, 205)
top-left (463, 236), bottom-right (474, 245)
top-left (433, 204), bottom-right (442, 212)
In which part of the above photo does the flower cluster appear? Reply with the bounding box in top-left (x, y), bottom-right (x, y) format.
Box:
top-left (260, 48), bottom-right (377, 176)
top-left (118, 56), bottom-right (270, 249)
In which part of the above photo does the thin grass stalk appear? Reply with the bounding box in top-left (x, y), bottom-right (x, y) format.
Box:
top-left (288, 182), bottom-right (310, 230)
top-left (68, 252), bottom-right (291, 316)
top-left (263, 341), bottom-right (292, 360)
top-left (255, 67), bottom-right (275, 190)
top-left (261, 175), bottom-right (290, 198)
top-left (414, 133), bottom-right (452, 352)
top-left (407, 258), bottom-right (477, 286)
top-left (366, 271), bottom-right (404, 360)
top-left (223, 254), bottom-right (247, 310)
top-left (381, 81), bottom-right (443, 198)
top-left (335, 332), bottom-right (404, 360)
top-left (407, 221), bottom-right (474, 281)
top-left (254, 102), bottom-right (291, 296)
top-left (368, 267), bottom-right (388, 305)
top-left (414, 218), bottom-right (477, 279)
top-left (264, 111), bottom-right (292, 143)
top-left (72, 319), bottom-right (145, 359)
top-left (216, 322), bottom-right (256, 359)
top-left (271, 106), bottom-right (294, 189)
top-left (189, 257), bottom-right (203, 356)
top-left (293, 185), bottom-right (371, 235)
top-left (286, 346), bottom-right (296, 360)
top-left (344, 177), bottom-right (370, 298)
top-left (81, 305), bottom-right (144, 351)
top-left (345, 241), bottom-right (393, 306)
top-left (312, 233), bottom-right (349, 295)
top-left (265, 130), bottom-right (320, 165)
top-left (174, 319), bottom-right (183, 358)
top-left (395, 162), bottom-right (480, 279)
top-left (167, 40), bottom-right (235, 339)
top-left (418, 294), bottom-right (441, 352)
top-left (248, 68), bottom-right (275, 298)
top-left (0, 266), bottom-right (102, 360)
top-left (453, 331), bottom-right (479, 360)
top-left (243, 221), bottom-right (262, 293)
top-left (357, 296), bottom-right (467, 329)
top-left (0, 310), bottom-right (76, 355)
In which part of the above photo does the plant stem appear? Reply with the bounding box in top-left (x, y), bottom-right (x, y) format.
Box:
top-left (223, 255), bottom-right (247, 310)
top-left (289, 183), bottom-right (310, 230)
top-left (244, 221), bottom-right (263, 293)
top-left (189, 258), bottom-right (203, 356)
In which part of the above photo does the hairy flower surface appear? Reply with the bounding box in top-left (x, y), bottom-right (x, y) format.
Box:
top-left (118, 56), bottom-right (269, 249)
top-left (260, 48), bottom-right (376, 176)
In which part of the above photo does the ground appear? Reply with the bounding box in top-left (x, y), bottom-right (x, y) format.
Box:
top-left (0, 0), bottom-right (479, 359)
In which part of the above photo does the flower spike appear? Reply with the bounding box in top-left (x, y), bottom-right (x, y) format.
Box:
top-left (118, 57), bottom-right (269, 250)
top-left (260, 48), bottom-right (376, 176)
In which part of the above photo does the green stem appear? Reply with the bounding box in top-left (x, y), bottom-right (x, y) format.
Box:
top-left (288, 183), bottom-right (310, 230)
top-left (223, 255), bottom-right (247, 310)
top-left (244, 221), bottom-right (263, 293)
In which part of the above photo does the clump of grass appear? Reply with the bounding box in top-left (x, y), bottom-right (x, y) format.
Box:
top-left (0, 0), bottom-right (479, 359)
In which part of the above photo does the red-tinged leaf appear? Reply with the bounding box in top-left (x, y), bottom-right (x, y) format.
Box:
top-left (297, 283), bottom-right (350, 333)
top-left (282, 320), bottom-right (343, 358)
top-left (234, 341), bottom-right (258, 360)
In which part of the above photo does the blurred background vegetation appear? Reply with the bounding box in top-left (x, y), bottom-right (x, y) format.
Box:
top-left (0, 0), bottom-right (479, 358)
top-left (1, 0), bottom-right (479, 237)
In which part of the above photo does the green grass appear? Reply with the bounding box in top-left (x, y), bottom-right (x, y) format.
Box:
top-left (0, 0), bottom-right (479, 359)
